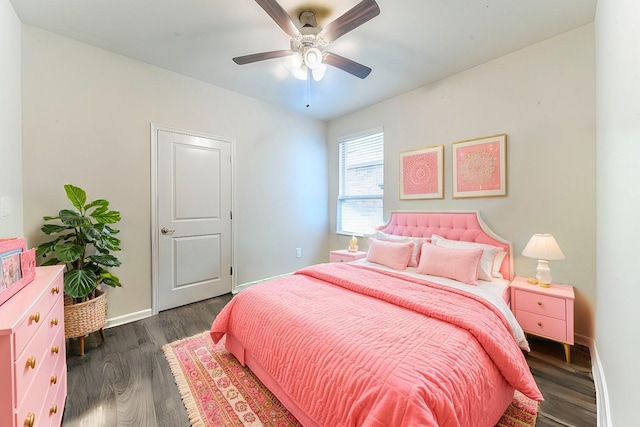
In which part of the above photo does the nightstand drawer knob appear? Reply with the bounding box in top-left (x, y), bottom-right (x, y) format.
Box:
top-left (51, 345), bottom-right (59, 354)
top-left (50, 404), bottom-right (58, 415)
top-left (537, 301), bottom-right (543, 306)
top-left (50, 374), bottom-right (58, 384)
top-left (51, 317), bottom-right (59, 326)
top-left (29, 312), bottom-right (40, 323)
top-left (52, 286), bottom-right (60, 294)
top-left (537, 321), bottom-right (543, 327)
top-left (26, 356), bottom-right (36, 369)
top-left (24, 412), bottom-right (35, 427)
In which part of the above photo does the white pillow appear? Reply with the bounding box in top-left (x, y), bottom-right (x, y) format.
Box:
top-left (373, 231), bottom-right (428, 268)
top-left (431, 234), bottom-right (503, 281)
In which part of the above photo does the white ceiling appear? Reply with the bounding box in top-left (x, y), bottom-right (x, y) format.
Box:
top-left (11, 0), bottom-right (596, 121)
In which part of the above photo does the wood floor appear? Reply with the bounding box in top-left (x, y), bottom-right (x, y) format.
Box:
top-left (62, 294), bottom-right (596, 426)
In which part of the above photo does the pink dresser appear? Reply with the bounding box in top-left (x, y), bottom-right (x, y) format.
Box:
top-left (510, 276), bottom-right (575, 363)
top-left (0, 266), bottom-right (66, 427)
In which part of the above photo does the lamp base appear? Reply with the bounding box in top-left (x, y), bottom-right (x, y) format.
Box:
top-left (535, 259), bottom-right (552, 286)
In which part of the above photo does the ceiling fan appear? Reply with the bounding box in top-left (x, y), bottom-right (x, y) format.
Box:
top-left (233, 0), bottom-right (380, 80)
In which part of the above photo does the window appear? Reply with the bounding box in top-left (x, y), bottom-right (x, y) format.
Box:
top-left (337, 128), bottom-right (384, 236)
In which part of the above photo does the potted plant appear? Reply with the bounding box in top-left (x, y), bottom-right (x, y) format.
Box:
top-left (36, 184), bottom-right (122, 355)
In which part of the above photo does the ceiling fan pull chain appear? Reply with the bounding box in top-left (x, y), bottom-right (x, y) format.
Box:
top-left (306, 69), bottom-right (311, 108)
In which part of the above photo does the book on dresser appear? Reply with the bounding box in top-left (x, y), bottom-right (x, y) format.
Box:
top-left (0, 266), bottom-right (67, 427)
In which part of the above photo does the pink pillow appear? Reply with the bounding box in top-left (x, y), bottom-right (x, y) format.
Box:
top-left (416, 242), bottom-right (483, 285)
top-left (373, 231), bottom-right (430, 267)
top-left (366, 239), bottom-right (415, 271)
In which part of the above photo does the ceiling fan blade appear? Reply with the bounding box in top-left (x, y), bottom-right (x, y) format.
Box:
top-left (324, 52), bottom-right (371, 79)
top-left (233, 50), bottom-right (294, 65)
top-left (320, 0), bottom-right (380, 43)
top-left (254, 0), bottom-right (299, 37)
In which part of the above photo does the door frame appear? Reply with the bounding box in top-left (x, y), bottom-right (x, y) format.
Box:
top-left (150, 123), bottom-right (236, 315)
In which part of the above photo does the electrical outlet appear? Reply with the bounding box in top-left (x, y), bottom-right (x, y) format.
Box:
top-left (296, 248), bottom-right (302, 258)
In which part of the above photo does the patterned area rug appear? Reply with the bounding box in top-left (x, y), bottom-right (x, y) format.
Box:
top-left (163, 332), bottom-right (538, 427)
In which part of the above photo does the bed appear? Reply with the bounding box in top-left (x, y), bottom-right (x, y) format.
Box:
top-left (210, 211), bottom-right (543, 426)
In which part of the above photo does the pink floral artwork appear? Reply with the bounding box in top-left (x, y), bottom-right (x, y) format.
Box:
top-left (452, 135), bottom-right (507, 198)
top-left (400, 145), bottom-right (444, 199)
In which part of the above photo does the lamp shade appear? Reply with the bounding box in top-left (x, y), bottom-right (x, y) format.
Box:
top-left (522, 234), bottom-right (565, 260)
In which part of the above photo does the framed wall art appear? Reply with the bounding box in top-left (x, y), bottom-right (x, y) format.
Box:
top-left (452, 134), bottom-right (507, 198)
top-left (399, 145), bottom-right (444, 200)
top-left (0, 238), bottom-right (36, 306)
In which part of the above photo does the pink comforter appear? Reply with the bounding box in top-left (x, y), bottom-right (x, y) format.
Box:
top-left (210, 263), bottom-right (542, 427)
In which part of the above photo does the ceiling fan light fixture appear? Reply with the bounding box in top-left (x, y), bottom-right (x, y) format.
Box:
top-left (291, 64), bottom-right (309, 80)
top-left (304, 47), bottom-right (323, 70)
top-left (312, 64), bottom-right (326, 81)
top-left (291, 52), bottom-right (303, 69)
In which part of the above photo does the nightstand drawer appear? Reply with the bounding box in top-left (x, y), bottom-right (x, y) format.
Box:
top-left (516, 310), bottom-right (567, 343)
top-left (329, 250), bottom-right (366, 263)
top-left (515, 290), bottom-right (566, 320)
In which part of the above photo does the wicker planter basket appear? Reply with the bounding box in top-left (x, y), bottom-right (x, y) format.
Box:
top-left (64, 288), bottom-right (107, 339)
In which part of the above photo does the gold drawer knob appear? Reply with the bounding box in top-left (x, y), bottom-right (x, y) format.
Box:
top-left (51, 345), bottom-right (59, 354)
top-left (24, 412), bottom-right (35, 427)
top-left (50, 374), bottom-right (58, 384)
top-left (537, 321), bottom-right (543, 327)
top-left (49, 404), bottom-right (58, 415)
top-left (51, 318), bottom-right (59, 326)
top-left (29, 312), bottom-right (40, 323)
top-left (26, 357), bottom-right (36, 369)
top-left (537, 301), bottom-right (543, 306)
top-left (51, 286), bottom-right (60, 294)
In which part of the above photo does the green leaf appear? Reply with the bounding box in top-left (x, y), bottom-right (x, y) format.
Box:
top-left (41, 224), bottom-right (69, 235)
top-left (83, 225), bottom-right (102, 242)
top-left (43, 215), bottom-right (60, 221)
top-left (100, 271), bottom-right (122, 288)
top-left (36, 240), bottom-right (59, 257)
top-left (59, 209), bottom-right (84, 227)
top-left (64, 185), bottom-right (87, 212)
top-left (64, 268), bottom-right (98, 299)
top-left (84, 199), bottom-right (108, 211)
top-left (87, 254), bottom-right (121, 267)
top-left (105, 225), bottom-right (120, 235)
top-left (55, 242), bottom-right (83, 263)
top-left (91, 209), bottom-right (121, 224)
top-left (41, 257), bottom-right (61, 266)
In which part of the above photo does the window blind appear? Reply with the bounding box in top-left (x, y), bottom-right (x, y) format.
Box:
top-left (337, 130), bottom-right (384, 236)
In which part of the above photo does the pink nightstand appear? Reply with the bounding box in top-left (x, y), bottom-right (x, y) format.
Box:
top-left (510, 276), bottom-right (575, 363)
top-left (329, 250), bottom-right (367, 263)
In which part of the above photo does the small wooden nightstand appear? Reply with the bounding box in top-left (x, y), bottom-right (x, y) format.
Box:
top-left (329, 250), bottom-right (367, 263)
top-left (510, 276), bottom-right (575, 363)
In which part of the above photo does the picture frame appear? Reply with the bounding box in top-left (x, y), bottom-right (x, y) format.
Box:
top-left (399, 145), bottom-right (444, 200)
top-left (0, 238), bottom-right (36, 306)
top-left (452, 134), bottom-right (507, 198)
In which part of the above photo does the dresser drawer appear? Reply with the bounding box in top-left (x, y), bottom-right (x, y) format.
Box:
top-left (516, 310), bottom-right (568, 343)
top-left (514, 290), bottom-right (566, 320)
top-left (13, 279), bottom-right (62, 358)
top-left (14, 296), bottom-right (63, 406)
top-left (41, 352), bottom-right (67, 427)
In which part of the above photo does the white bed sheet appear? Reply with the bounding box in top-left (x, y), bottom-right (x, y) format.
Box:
top-left (351, 259), bottom-right (529, 350)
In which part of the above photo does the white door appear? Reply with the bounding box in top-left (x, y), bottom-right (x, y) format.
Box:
top-left (154, 128), bottom-right (233, 312)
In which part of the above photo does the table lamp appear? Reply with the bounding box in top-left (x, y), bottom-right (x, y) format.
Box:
top-left (521, 233), bottom-right (565, 287)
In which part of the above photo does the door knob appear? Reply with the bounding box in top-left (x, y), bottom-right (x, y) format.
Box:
top-left (161, 227), bottom-right (175, 235)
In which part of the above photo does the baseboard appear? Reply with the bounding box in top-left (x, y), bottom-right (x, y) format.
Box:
top-left (234, 272), bottom-right (294, 294)
top-left (105, 308), bottom-right (152, 329)
top-left (575, 334), bottom-right (611, 427)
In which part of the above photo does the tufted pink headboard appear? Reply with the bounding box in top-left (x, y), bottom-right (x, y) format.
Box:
top-left (376, 211), bottom-right (514, 280)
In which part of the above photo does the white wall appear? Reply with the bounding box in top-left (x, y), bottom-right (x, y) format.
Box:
top-left (0, 2), bottom-right (23, 238)
top-left (595, 0), bottom-right (640, 424)
top-left (20, 26), bottom-right (328, 319)
top-left (328, 25), bottom-right (596, 338)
